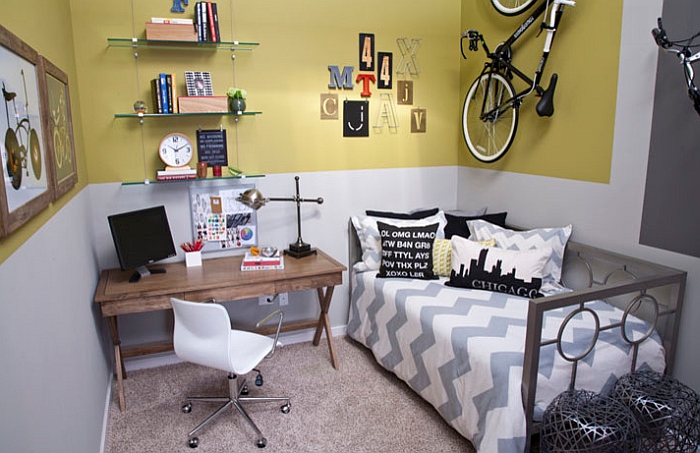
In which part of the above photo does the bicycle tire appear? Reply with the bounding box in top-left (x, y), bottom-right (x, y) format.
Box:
top-left (462, 72), bottom-right (518, 163)
top-left (490, 0), bottom-right (538, 16)
top-left (29, 128), bottom-right (41, 180)
top-left (4, 128), bottom-right (21, 190)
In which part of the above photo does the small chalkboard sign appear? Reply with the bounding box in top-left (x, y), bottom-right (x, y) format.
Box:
top-left (196, 129), bottom-right (228, 166)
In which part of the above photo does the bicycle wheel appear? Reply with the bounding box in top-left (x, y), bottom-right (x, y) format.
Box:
top-left (29, 128), bottom-right (41, 180)
top-left (4, 128), bottom-right (21, 189)
top-left (490, 0), bottom-right (538, 16)
top-left (462, 72), bottom-right (518, 163)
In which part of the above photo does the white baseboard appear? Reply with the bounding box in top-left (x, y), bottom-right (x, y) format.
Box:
top-left (124, 324), bottom-right (347, 372)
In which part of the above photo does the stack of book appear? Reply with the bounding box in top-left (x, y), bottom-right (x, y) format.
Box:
top-left (195, 2), bottom-right (220, 42)
top-left (240, 251), bottom-right (284, 271)
top-left (151, 73), bottom-right (179, 114)
top-left (156, 168), bottom-right (197, 181)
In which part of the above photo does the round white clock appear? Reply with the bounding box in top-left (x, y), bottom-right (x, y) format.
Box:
top-left (158, 132), bottom-right (194, 168)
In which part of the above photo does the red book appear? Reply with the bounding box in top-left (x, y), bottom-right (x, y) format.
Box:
top-left (207, 2), bottom-right (217, 42)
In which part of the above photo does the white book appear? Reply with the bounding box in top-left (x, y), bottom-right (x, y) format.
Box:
top-left (151, 17), bottom-right (195, 25)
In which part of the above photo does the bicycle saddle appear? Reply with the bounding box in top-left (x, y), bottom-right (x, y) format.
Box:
top-left (536, 73), bottom-right (558, 117)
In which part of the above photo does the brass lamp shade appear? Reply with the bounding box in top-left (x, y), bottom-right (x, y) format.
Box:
top-left (237, 188), bottom-right (268, 210)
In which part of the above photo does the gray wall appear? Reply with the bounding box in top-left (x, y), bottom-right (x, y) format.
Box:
top-left (458, 0), bottom-right (700, 391)
top-left (0, 190), bottom-right (110, 453)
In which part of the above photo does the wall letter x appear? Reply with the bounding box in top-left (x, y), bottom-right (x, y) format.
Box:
top-left (396, 38), bottom-right (422, 75)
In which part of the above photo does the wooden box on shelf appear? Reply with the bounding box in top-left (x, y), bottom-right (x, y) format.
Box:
top-left (145, 22), bottom-right (197, 42)
top-left (178, 96), bottom-right (228, 113)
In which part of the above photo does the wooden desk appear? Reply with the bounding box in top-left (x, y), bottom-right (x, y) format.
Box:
top-left (94, 249), bottom-right (345, 412)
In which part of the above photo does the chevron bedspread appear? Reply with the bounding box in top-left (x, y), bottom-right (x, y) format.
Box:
top-left (347, 271), bottom-right (665, 453)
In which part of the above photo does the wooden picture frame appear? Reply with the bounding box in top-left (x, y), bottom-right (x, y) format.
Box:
top-left (0, 25), bottom-right (53, 237)
top-left (39, 56), bottom-right (77, 199)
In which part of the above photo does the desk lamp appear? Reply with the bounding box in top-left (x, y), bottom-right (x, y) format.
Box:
top-left (237, 176), bottom-right (323, 258)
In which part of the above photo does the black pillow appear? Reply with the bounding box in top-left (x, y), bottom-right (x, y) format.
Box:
top-left (444, 212), bottom-right (508, 239)
top-left (365, 207), bottom-right (439, 220)
top-left (376, 221), bottom-right (439, 280)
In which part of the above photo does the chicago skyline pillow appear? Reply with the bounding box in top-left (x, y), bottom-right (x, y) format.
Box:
top-left (446, 235), bottom-right (550, 299)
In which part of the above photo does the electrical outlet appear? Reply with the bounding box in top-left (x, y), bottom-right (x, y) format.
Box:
top-left (258, 295), bottom-right (275, 305)
top-left (278, 292), bottom-right (289, 306)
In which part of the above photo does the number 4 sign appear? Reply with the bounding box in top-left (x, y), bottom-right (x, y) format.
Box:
top-left (359, 33), bottom-right (375, 71)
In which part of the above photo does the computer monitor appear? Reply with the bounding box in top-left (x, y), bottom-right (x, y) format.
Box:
top-left (108, 205), bottom-right (177, 283)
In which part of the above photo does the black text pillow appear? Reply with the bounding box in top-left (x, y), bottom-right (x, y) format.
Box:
top-left (377, 221), bottom-right (439, 280)
top-left (446, 235), bottom-right (550, 298)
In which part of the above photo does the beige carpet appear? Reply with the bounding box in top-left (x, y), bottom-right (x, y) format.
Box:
top-left (105, 336), bottom-right (476, 452)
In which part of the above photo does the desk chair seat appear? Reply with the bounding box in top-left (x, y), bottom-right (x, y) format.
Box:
top-left (171, 297), bottom-right (291, 449)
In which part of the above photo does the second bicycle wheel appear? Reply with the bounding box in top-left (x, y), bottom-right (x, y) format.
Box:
top-left (490, 0), bottom-right (537, 16)
top-left (462, 72), bottom-right (518, 163)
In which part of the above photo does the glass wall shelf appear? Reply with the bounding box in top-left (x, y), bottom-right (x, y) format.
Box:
top-left (114, 111), bottom-right (262, 119)
top-left (121, 174), bottom-right (264, 186)
top-left (107, 38), bottom-right (259, 51)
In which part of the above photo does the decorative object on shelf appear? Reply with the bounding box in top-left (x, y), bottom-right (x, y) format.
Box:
top-left (227, 165), bottom-right (243, 177)
top-left (0, 24), bottom-right (53, 238)
top-left (157, 132), bottom-right (195, 181)
top-left (132, 100), bottom-right (147, 114)
top-left (39, 55), bottom-right (77, 200)
top-left (159, 132), bottom-right (194, 168)
top-left (178, 96), bottom-right (227, 113)
top-left (145, 21), bottom-right (197, 42)
top-left (212, 165), bottom-right (222, 177)
top-left (227, 87), bottom-right (247, 113)
top-left (196, 129), bottom-right (227, 169)
top-left (185, 71), bottom-right (213, 96)
top-left (171, 0), bottom-right (189, 13)
top-left (540, 389), bottom-right (640, 453)
top-left (611, 371), bottom-right (700, 453)
top-left (196, 161), bottom-right (207, 178)
top-left (236, 176), bottom-right (324, 259)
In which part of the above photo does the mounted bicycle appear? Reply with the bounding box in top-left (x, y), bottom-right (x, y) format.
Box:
top-left (460, 0), bottom-right (576, 162)
top-left (652, 17), bottom-right (700, 116)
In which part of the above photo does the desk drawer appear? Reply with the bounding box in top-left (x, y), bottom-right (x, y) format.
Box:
top-left (100, 294), bottom-right (180, 317)
top-left (185, 282), bottom-right (276, 302)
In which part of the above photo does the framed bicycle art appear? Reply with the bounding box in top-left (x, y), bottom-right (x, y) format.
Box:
top-left (39, 55), bottom-right (77, 199)
top-left (0, 24), bottom-right (53, 237)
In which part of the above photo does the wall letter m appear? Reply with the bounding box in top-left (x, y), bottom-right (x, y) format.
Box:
top-left (328, 65), bottom-right (354, 89)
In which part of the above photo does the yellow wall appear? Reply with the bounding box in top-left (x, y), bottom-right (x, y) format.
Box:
top-left (459, 1), bottom-right (622, 183)
top-left (70, 0), bottom-right (461, 183)
top-left (0, 0), bottom-right (88, 263)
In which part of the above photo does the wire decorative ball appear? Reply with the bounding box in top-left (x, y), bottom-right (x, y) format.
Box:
top-left (540, 389), bottom-right (640, 453)
top-left (611, 371), bottom-right (700, 453)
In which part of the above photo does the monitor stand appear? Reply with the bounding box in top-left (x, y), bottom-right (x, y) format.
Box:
top-left (129, 265), bottom-right (167, 283)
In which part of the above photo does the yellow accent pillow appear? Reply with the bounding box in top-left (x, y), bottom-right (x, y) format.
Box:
top-left (433, 238), bottom-right (496, 277)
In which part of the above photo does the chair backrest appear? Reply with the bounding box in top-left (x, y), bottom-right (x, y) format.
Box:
top-left (171, 298), bottom-right (234, 373)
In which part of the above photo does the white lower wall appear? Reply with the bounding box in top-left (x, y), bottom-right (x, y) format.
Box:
top-left (0, 189), bottom-right (109, 453)
top-left (457, 0), bottom-right (700, 392)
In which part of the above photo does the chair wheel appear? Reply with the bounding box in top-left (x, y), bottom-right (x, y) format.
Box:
top-left (255, 374), bottom-right (263, 386)
top-left (188, 437), bottom-right (199, 448)
top-left (281, 403), bottom-right (291, 414)
top-left (241, 385), bottom-right (249, 396)
top-left (256, 437), bottom-right (267, 448)
top-left (182, 403), bottom-right (192, 414)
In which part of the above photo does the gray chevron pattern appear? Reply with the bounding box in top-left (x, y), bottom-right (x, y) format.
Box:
top-left (347, 271), bottom-right (665, 453)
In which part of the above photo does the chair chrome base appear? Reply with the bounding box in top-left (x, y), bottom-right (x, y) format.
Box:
top-left (181, 373), bottom-right (291, 449)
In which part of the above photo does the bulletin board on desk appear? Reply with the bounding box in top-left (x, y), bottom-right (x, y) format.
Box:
top-left (188, 182), bottom-right (257, 252)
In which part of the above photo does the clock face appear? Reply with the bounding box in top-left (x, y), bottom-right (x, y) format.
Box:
top-left (159, 133), bottom-right (194, 167)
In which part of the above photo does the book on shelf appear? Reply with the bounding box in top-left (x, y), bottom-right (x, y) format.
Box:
top-left (158, 73), bottom-right (169, 114)
top-left (157, 167), bottom-right (197, 176)
top-left (240, 252), bottom-right (284, 271)
top-left (156, 173), bottom-right (197, 181)
top-left (150, 17), bottom-right (194, 25)
top-left (151, 78), bottom-right (162, 114)
top-left (165, 74), bottom-right (174, 114)
top-left (194, 2), bottom-right (219, 42)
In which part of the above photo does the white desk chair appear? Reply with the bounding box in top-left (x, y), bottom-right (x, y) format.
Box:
top-left (171, 297), bottom-right (291, 449)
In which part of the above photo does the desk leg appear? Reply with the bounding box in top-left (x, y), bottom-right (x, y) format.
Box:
top-left (108, 316), bottom-right (126, 412)
top-left (313, 286), bottom-right (338, 369)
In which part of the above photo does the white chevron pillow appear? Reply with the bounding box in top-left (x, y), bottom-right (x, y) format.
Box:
top-left (467, 219), bottom-right (572, 286)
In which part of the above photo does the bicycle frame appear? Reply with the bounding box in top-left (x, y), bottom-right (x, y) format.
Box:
top-left (463, 0), bottom-right (574, 112)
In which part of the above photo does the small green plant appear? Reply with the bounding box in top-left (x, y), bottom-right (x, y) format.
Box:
top-left (226, 87), bottom-right (247, 99)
